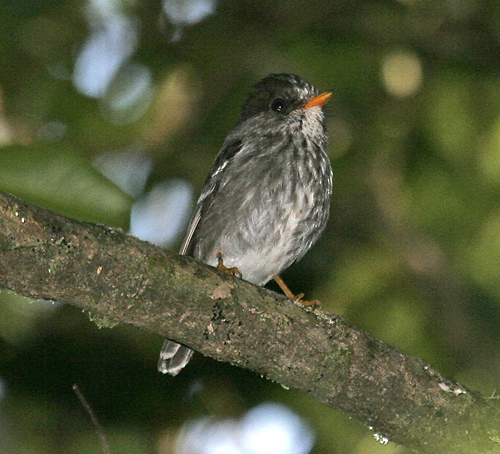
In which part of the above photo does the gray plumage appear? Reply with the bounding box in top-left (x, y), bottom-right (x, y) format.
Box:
top-left (158, 73), bottom-right (333, 375)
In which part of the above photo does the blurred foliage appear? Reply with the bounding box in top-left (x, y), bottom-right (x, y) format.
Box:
top-left (0, 144), bottom-right (132, 225)
top-left (2, 0), bottom-right (500, 453)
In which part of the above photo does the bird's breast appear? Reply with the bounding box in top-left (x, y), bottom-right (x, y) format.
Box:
top-left (192, 132), bottom-right (332, 286)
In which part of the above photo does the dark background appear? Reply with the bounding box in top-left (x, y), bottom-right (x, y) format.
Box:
top-left (1, 0), bottom-right (500, 453)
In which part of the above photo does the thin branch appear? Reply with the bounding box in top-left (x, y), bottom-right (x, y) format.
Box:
top-left (0, 191), bottom-right (499, 453)
top-left (73, 384), bottom-right (111, 454)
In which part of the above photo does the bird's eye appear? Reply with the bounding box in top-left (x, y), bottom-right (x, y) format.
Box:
top-left (271, 98), bottom-right (286, 113)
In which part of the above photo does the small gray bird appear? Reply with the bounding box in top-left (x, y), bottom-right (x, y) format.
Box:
top-left (158, 73), bottom-right (333, 375)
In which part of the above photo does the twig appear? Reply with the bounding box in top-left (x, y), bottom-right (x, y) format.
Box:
top-left (73, 384), bottom-right (111, 454)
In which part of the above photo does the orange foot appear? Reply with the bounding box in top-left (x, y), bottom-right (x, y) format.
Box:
top-left (216, 252), bottom-right (242, 278)
top-left (273, 275), bottom-right (321, 309)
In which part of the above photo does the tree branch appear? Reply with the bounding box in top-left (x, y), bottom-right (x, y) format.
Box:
top-left (0, 191), bottom-right (499, 453)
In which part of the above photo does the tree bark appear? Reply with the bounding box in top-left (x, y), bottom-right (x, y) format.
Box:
top-left (0, 191), bottom-right (499, 453)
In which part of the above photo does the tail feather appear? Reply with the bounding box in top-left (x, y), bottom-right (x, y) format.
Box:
top-left (157, 339), bottom-right (194, 376)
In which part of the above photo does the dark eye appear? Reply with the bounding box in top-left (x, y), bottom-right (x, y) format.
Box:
top-left (271, 98), bottom-right (286, 113)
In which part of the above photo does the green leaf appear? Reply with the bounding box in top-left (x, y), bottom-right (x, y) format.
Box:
top-left (0, 143), bottom-right (132, 227)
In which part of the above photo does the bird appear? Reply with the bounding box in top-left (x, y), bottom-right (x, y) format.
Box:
top-left (158, 73), bottom-right (333, 375)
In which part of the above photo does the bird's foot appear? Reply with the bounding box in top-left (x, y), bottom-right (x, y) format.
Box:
top-left (273, 275), bottom-right (321, 309)
top-left (294, 292), bottom-right (321, 309)
top-left (216, 252), bottom-right (242, 278)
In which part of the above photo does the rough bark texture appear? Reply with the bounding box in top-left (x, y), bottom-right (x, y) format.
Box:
top-left (1, 191), bottom-right (500, 453)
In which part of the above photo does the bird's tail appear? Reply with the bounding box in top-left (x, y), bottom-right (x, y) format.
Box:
top-left (157, 340), bottom-right (194, 376)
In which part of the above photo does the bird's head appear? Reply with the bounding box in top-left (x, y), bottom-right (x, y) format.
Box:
top-left (240, 74), bottom-right (332, 128)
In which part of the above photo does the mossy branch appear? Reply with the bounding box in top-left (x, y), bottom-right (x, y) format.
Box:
top-left (0, 191), bottom-right (499, 453)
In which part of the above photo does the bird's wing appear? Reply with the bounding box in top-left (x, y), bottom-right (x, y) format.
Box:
top-left (179, 139), bottom-right (243, 256)
top-left (179, 208), bottom-right (201, 255)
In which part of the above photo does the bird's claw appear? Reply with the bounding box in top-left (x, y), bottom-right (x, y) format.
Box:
top-left (216, 252), bottom-right (242, 278)
top-left (273, 276), bottom-right (321, 309)
top-left (300, 298), bottom-right (321, 309)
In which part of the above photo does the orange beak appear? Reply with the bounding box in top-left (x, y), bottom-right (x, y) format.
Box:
top-left (304, 91), bottom-right (332, 109)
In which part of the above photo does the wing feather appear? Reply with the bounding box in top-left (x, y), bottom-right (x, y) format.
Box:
top-left (179, 139), bottom-right (244, 256)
